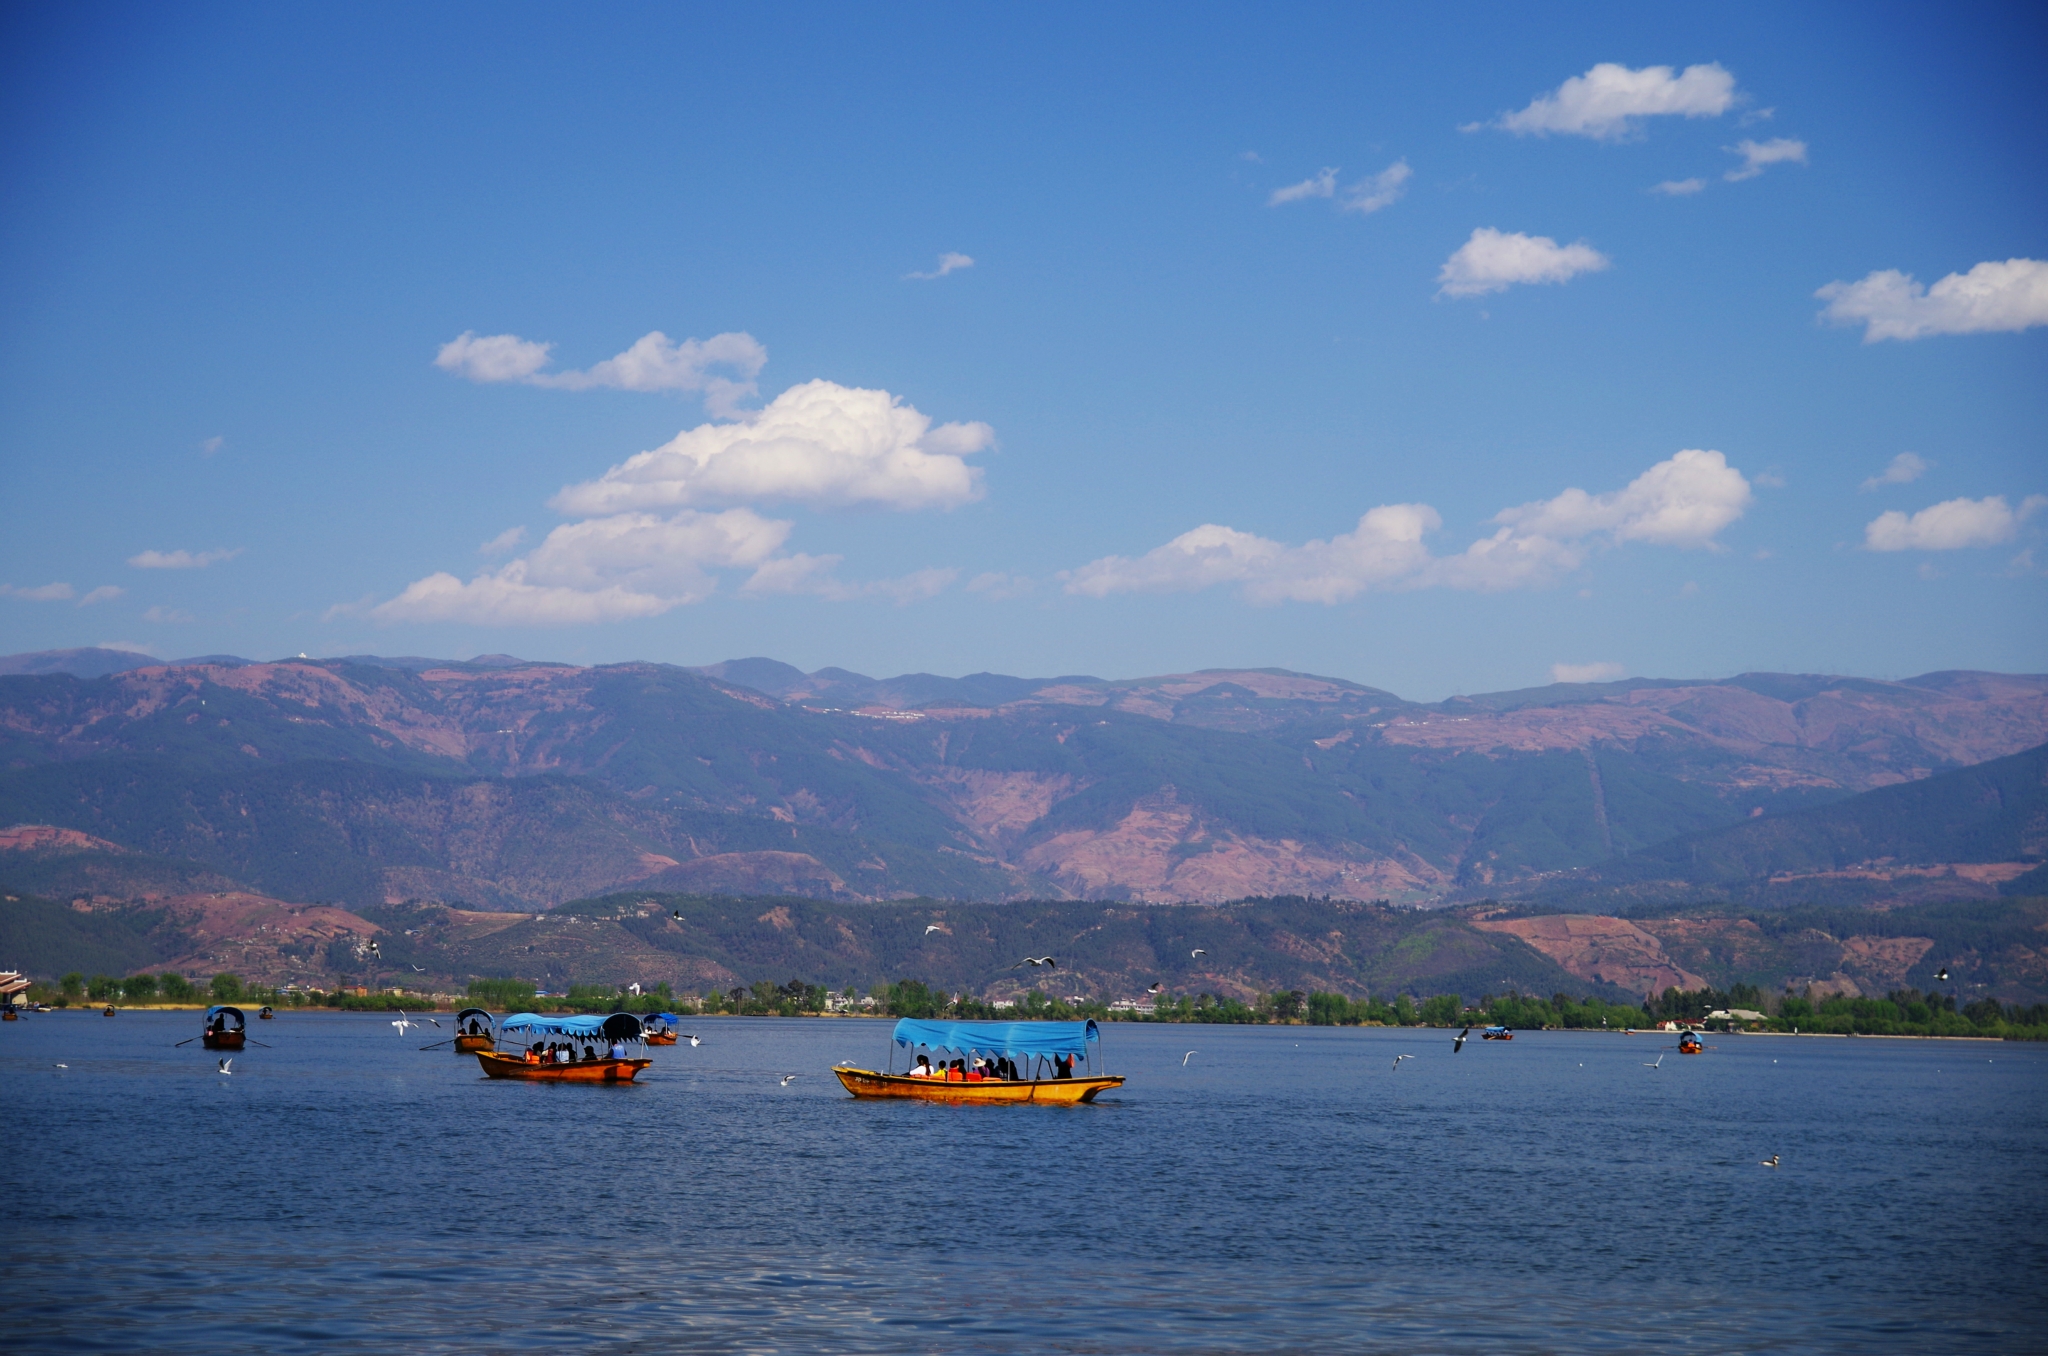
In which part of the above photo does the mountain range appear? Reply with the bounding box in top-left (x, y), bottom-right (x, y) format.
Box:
top-left (1, 648), bottom-right (2043, 913)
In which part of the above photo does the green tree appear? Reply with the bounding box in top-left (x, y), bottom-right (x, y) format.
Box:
top-left (1392, 994), bottom-right (1417, 1025)
top-left (59, 972), bottom-right (84, 1002)
top-left (122, 974), bottom-right (159, 1002)
top-left (159, 973), bottom-right (195, 1002)
top-left (467, 978), bottom-right (537, 1010)
top-left (210, 973), bottom-right (243, 1003)
top-left (1418, 994), bottom-right (1462, 1026)
top-left (88, 974), bottom-right (121, 1001)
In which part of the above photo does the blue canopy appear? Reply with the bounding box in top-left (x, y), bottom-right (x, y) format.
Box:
top-left (499, 1012), bottom-right (643, 1040)
top-left (891, 1018), bottom-right (1098, 1057)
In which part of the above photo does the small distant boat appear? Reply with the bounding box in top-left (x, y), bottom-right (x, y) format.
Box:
top-left (1481, 1025), bottom-right (1513, 1041)
top-left (103, 1004), bottom-right (117, 1017)
top-left (1678, 1031), bottom-right (1704, 1055)
top-left (642, 1013), bottom-right (680, 1046)
top-left (258, 1006), bottom-right (275, 1020)
top-left (833, 1018), bottom-right (1124, 1104)
top-left (476, 1012), bottom-right (652, 1082)
top-left (1, 1007), bottom-right (17, 1021)
top-left (202, 1005), bottom-right (247, 1050)
top-left (451, 1007), bottom-right (496, 1054)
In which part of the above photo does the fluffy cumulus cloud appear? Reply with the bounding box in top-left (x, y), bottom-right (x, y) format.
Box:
top-left (551, 379), bottom-right (992, 516)
top-left (1862, 453), bottom-right (1930, 491)
top-left (905, 252), bottom-right (974, 280)
top-left (1481, 62), bottom-right (1737, 140)
top-left (1724, 137), bottom-right (1807, 181)
top-left (1552, 661), bottom-right (1626, 684)
top-left (1064, 451), bottom-right (1751, 603)
top-left (1817, 258), bottom-right (2048, 342)
top-left (1437, 228), bottom-right (1610, 298)
top-left (436, 329), bottom-right (768, 415)
top-left (1864, 495), bottom-right (2046, 552)
top-left (128, 547), bottom-right (242, 569)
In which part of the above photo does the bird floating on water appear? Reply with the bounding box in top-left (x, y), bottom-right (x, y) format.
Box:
top-left (217, 1058), bottom-right (233, 1075)
top-left (53, 1063), bottom-right (67, 1069)
top-left (1393, 1054), bottom-right (1415, 1070)
top-left (1182, 1051), bottom-right (1196, 1066)
top-left (1759, 1155), bottom-right (1780, 1168)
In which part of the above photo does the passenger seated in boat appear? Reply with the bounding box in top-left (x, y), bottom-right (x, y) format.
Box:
top-left (1053, 1054), bottom-right (1073, 1079)
top-left (946, 1058), bottom-right (967, 1081)
top-left (525, 1043), bottom-right (543, 1064)
top-left (583, 1044), bottom-right (597, 1061)
top-left (906, 1054), bottom-right (933, 1077)
top-left (608, 1038), bottom-right (627, 1059)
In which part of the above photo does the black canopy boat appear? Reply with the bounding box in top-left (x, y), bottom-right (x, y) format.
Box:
top-left (202, 1005), bottom-right (247, 1050)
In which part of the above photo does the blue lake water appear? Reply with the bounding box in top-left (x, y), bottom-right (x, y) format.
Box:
top-left (3, 1011), bottom-right (2044, 1353)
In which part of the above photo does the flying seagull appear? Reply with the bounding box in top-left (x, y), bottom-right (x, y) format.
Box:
top-left (1934, 967), bottom-right (1950, 982)
top-left (53, 1063), bottom-right (67, 1069)
top-left (685, 1034), bottom-right (702, 1047)
top-left (217, 1057), bottom-right (233, 1075)
top-left (780, 1074), bottom-right (799, 1086)
top-left (1453, 1026), bottom-right (1470, 1053)
top-left (672, 910), bottom-right (683, 921)
top-left (411, 965), bottom-right (426, 973)
top-left (1012, 956), bottom-right (1057, 970)
top-left (392, 1012), bottom-right (420, 1035)
top-left (1146, 983), bottom-right (1165, 995)
top-left (1759, 1155), bottom-right (1780, 1168)
top-left (1643, 1054), bottom-right (1663, 1069)
top-left (1190, 948), bottom-right (1207, 958)
top-left (924, 924), bottom-right (943, 935)
top-left (1393, 1054), bottom-right (1415, 1070)
top-left (1182, 1050), bottom-right (1196, 1066)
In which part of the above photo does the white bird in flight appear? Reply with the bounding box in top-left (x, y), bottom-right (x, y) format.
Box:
top-left (780, 1074), bottom-right (799, 1086)
top-left (1643, 1054), bottom-right (1663, 1069)
top-left (1190, 949), bottom-right (1207, 958)
top-left (685, 1034), bottom-right (702, 1047)
top-left (1182, 1050), bottom-right (1196, 1066)
top-left (1012, 956), bottom-right (1057, 970)
top-left (392, 1012), bottom-right (419, 1035)
top-left (53, 1063), bottom-right (67, 1069)
top-left (1393, 1054), bottom-right (1415, 1070)
top-left (411, 965), bottom-right (426, 973)
top-left (217, 1058), bottom-right (233, 1075)
top-left (924, 924), bottom-right (943, 935)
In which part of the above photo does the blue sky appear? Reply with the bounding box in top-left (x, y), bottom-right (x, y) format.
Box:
top-left (2, 2), bottom-right (2043, 698)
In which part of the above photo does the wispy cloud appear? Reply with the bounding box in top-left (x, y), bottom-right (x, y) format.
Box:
top-left (128, 548), bottom-right (242, 569)
top-left (965, 571), bottom-right (1035, 600)
top-left (479, 526), bottom-right (527, 556)
top-left (435, 329), bottom-right (769, 416)
top-left (1650, 177), bottom-right (1706, 196)
top-left (1064, 450), bottom-right (1752, 603)
top-left (1724, 137), bottom-right (1807, 181)
top-left (80, 585), bottom-right (125, 605)
top-left (143, 605), bottom-right (196, 623)
top-left (1269, 168), bottom-right (1338, 206)
top-left (1865, 494), bottom-right (2046, 551)
top-left (1552, 661), bottom-right (1626, 684)
top-left (1341, 160), bottom-right (1411, 215)
top-left (1, 581), bottom-right (75, 602)
top-left (1473, 62), bottom-right (1738, 141)
top-left (200, 436), bottom-right (225, 457)
top-left (1437, 228), bottom-right (1610, 298)
top-left (1817, 258), bottom-right (2048, 342)
top-left (1861, 453), bottom-right (1930, 491)
top-left (905, 252), bottom-right (975, 280)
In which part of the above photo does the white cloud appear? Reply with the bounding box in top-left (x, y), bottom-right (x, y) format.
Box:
top-left (1817, 258), bottom-right (2048, 342)
top-left (435, 329), bottom-right (768, 414)
top-left (200, 436), bottom-right (225, 457)
top-left (1864, 495), bottom-right (2046, 551)
top-left (373, 508), bottom-right (790, 625)
top-left (1269, 168), bottom-right (1338, 206)
top-left (1483, 62), bottom-right (1737, 140)
top-left (1861, 453), bottom-right (1930, 491)
top-left (128, 548), bottom-right (242, 569)
top-left (1724, 137), bottom-right (1807, 181)
top-left (551, 379), bottom-right (991, 515)
top-left (79, 585), bottom-right (125, 605)
top-left (479, 526), bottom-right (527, 556)
top-left (1064, 451), bottom-right (1750, 603)
top-left (965, 571), bottom-right (1035, 599)
top-left (1, 581), bottom-right (74, 601)
top-left (1651, 177), bottom-right (1707, 196)
top-left (1341, 160), bottom-right (1411, 215)
top-left (143, 605), bottom-right (196, 623)
top-left (1552, 661), bottom-right (1626, 684)
top-left (905, 252), bottom-right (975, 280)
top-left (1437, 228), bottom-right (1610, 298)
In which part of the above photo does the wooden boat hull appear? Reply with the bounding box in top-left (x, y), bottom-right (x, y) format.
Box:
top-left (3, 1008), bottom-right (19, 1020)
top-left (202, 1030), bottom-right (246, 1050)
top-left (832, 1066), bottom-right (1123, 1104)
top-left (476, 1051), bottom-right (652, 1082)
top-left (643, 1031), bottom-right (677, 1045)
top-left (453, 1034), bottom-right (493, 1054)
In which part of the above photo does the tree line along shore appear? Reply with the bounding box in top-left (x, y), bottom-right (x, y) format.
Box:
top-left (20, 971), bottom-right (2048, 1041)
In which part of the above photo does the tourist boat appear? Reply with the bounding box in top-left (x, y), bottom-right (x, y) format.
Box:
top-left (475, 1012), bottom-right (652, 1082)
top-left (202, 1005), bottom-right (247, 1050)
top-left (642, 1013), bottom-right (680, 1045)
top-left (258, 1006), bottom-right (275, 1020)
top-left (451, 1007), bottom-right (495, 1054)
top-left (1678, 1031), bottom-right (1704, 1055)
top-left (833, 1018), bottom-right (1124, 1104)
top-left (1481, 1025), bottom-right (1513, 1041)
top-left (103, 1004), bottom-right (117, 1017)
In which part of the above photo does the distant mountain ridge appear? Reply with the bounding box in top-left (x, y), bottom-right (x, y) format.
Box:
top-left (1, 649), bottom-right (2043, 910)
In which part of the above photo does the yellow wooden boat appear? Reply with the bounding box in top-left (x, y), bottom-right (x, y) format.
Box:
top-left (839, 1018), bottom-right (1123, 1105)
top-left (451, 1007), bottom-right (495, 1054)
top-left (476, 1050), bottom-right (652, 1082)
top-left (833, 1065), bottom-right (1122, 1103)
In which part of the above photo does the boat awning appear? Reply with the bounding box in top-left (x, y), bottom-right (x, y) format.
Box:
top-left (454, 1007), bottom-right (492, 1024)
top-left (891, 1018), bottom-right (1098, 1057)
top-left (205, 1005), bottom-right (245, 1023)
top-left (499, 1012), bottom-right (643, 1040)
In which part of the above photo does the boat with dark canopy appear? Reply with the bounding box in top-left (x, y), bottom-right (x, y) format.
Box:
top-left (201, 1005), bottom-right (246, 1050)
top-left (833, 1019), bottom-right (1123, 1104)
top-left (476, 1012), bottom-right (652, 1082)
top-left (451, 1007), bottom-right (495, 1054)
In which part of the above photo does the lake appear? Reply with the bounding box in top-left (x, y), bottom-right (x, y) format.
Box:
top-left (3, 1011), bottom-right (2043, 1353)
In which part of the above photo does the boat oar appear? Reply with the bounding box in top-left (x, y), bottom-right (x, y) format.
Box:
top-left (418, 1038), bottom-right (455, 1050)
top-left (173, 1036), bottom-right (198, 1047)
top-left (244, 1038), bottom-right (274, 1048)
